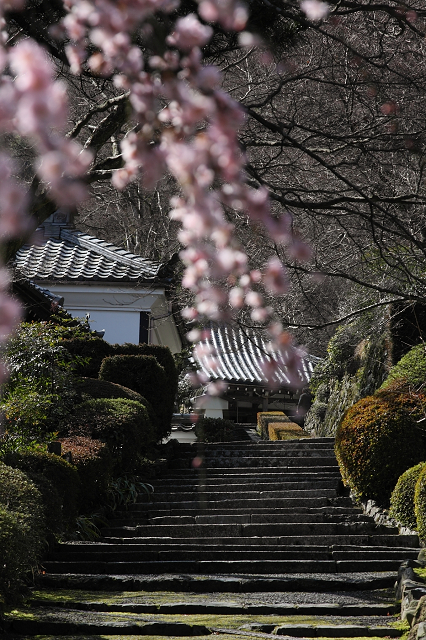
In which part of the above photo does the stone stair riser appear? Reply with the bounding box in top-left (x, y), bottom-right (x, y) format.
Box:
top-left (100, 533), bottom-right (419, 546)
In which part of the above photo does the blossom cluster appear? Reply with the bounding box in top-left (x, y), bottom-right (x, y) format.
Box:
top-left (0, 0), bottom-right (316, 390)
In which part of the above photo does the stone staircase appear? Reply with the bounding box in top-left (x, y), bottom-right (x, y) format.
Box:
top-left (4, 437), bottom-right (421, 638)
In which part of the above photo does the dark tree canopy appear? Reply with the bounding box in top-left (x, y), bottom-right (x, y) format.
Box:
top-left (5, 0), bottom-right (426, 353)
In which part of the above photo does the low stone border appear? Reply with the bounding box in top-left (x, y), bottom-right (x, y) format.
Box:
top-left (396, 557), bottom-right (426, 640)
top-left (353, 495), bottom-right (426, 639)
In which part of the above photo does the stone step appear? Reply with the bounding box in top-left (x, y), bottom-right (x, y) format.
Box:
top-left (110, 507), bottom-right (365, 524)
top-left (101, 521), bottom-right (397, 538)
top-left (149, 489), bottom-right (339, 502)
top-left (154, 472), bottom-right (342, 485)
top-left (99, 534), bottom-right (419, 547)
top-left (41, 557), bottom-right (406, 574)
top-left (36, 571), bottom-right (399, 592)
top-left (117, 505), bottom-right (360, 520)
top-left (128, 496), bottom-right (354, 512)
top-left (4, 606), bottom-right (403, 638)
top-left (152, 480), bottom-right (341, 492)
top-left (191, 448), bottom-right (337, 458)
top-left (170, 456), bottom-right (339, 468)
top-left (46, 547), bottom-right (420, 563)
top-left (53, 540), bottom-right (420, 553)
top-left (133, 513), bottom-right (372, 526)
top-left (28, 596), bottom-right (397, 616)
top-left (178, 438), bottom-right (335, 450)
top-left (238, 623), bottom-right (401, 637)
top-left (161, 465), bottom-right (340, 476)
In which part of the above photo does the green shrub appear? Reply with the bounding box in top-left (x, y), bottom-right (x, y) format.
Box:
top-left (74, 378), bottom-right (157, 429)
top-left (380, 344), bottom-right (426, 393)
top-left (195, 417), bottom-right (236, 442)
top-left (59, 436), bottom-right (114, 513)
top-left (75, 377), bottom-right (145, 402)
top-left (25, 472), bottom-right (63, 540)
top-left (390, 462), bottom-right (426, 530)
top-left (335, 393), bottom-right (426, 505)
top-left (0, 464), bottom-right (45, 602)
top-left (2, 451), bottom-right (80, 529)
top-left (99, 355), bottom-right (170, 440)
top-left (1, 387), bottom-right (63, 451)
top-left (1, 322), bottom-right (79, 451)
top-left (63, 398), bottom-right (155, 474)
top-left (62, 337), bottom-right (113, 377)
top-left (112, 344), bottom-right (178, 423)
top-left (415, 465), bottom-right (426, 541)
top-left (113, 343), bottom-right (178, 391)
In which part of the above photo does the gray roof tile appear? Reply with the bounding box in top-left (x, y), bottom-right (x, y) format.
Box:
top-left (15, 228), bottom-right (164, 283)
top-left (195, 324), bottom-right (320, 387)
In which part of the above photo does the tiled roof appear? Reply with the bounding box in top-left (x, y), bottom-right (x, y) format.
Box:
top-left (15, 228), bottom-right (164, 283)
top-left (195, 325), bottom-right (320, 388)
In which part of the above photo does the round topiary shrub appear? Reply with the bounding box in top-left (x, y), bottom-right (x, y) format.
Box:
top-left (99, 355), bottom-right (170, 439)
top-left (415, 465), bottom-right (426, 541)
top-left (390, 462), bottom-right (426, 530)
top-left (195, 417), bottom-right (236, 443)
top-left (64, 398), bottom-right (156, 474)
top-left (62, 337), bottom-right (113, 377)
top-left (335, 393), bottom-right (426, 505)
top-left (0, 463), bottom-right (45, 602)
top-left (75, 378), bottom-right (145, 402)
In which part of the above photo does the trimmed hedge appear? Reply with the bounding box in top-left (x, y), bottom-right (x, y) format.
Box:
top-left (390, 462), bottom-right (426, 530)
top-left (257, 412), bottom-right (292, 440)
top-left (335, 393), bottom-right (426, 505)
top-left (268, 422), bottom-right (310, 441)
top-left (75, 378), bottom-right (157, 431)
top-left (99, 355), bottom-right (170, 440)
top-left (62, 337), bottom-right (113, 377)
top-left (195, 417), bottom-right (236, 442)
top-left (2, 450), bottom-right (81, 529)
top-left (64, 398), bottom-right (155, 474)
top-left (0, 463), bottom-right (45, 602)
top-left (415, 464), bottom-right (426, 541)
top-left (59, 436), bottom-right (114, 513)
top-left (76, 378), bottom-right (145, 402)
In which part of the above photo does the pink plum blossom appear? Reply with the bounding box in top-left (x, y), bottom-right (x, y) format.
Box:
top-left (167, 14), bottom-right (213, 52)
top-left (300, 0), bottom-right (329, 21)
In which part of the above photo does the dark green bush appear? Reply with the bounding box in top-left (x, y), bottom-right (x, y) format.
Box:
top-left (74, 378), bottom-right (157, 429)
top-left (390, 462), bottom-right (426, 530)
top-left (2, 451), bottom-right (80, 529)
top-left (335, 393), bottom-right (426, 505)
top-left (112, 343), bottom-right (178, 414)
top-left (59, 436), bottom-right (114, 512)
top-left (23, 471), bottom-right (63, 539)
top-left (415, 465), bottom-right (426, 541)
top-left (75, 377), bottom-right (145, 402)
top-left (62, 337), bottom-right (113, 377)
top-left (0, 464), bottom-right (45, 602)
top-left (380, 344), bottom-right (426, 392)
top-left (64, 398), bottom-right (155, 474)
top-left (195, 417), bottom-right (236, 442)
top-left (99, 355), bottom-right (170, 440)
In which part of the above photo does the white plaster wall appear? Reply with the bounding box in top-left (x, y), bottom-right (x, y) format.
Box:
top-left (72, 309), bottom-right (139, 344)
top-left (39, 282), bottom-right (181, 351)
